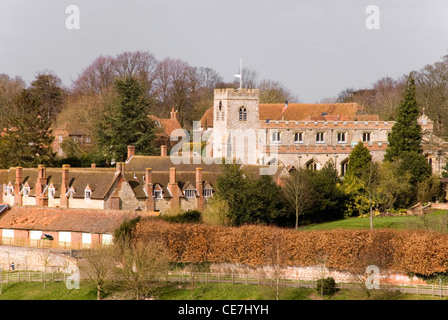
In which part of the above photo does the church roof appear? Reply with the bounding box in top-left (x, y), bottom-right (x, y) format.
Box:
top-left (199, 102), bottom-right (366, 128)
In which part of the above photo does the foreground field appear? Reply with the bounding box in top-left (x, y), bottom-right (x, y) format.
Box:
top-left (0, 281), bottom-right (443, 300)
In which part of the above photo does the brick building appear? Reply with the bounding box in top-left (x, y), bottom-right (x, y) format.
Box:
top-left (199, 88), bottom-right (447, 176)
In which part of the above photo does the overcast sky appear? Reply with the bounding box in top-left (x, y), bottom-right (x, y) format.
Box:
top-left (0, 0), bottom-right (447, 103)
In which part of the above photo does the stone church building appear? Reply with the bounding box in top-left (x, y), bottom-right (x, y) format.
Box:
top-left (199, 88), bottom-right (447, 176)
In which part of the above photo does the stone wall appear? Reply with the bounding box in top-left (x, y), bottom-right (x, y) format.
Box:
top-left (0, 245), bottom-right (77, 272)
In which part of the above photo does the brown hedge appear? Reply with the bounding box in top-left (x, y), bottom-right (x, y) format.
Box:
top-left (134, 220), bottom-right (448, 275)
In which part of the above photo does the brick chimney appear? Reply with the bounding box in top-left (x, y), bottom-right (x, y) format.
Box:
top-left (170, 108), bottom-right (178, 120)
top-left (161, 145), bottom-right (167, 157)
top-left (14, 167), bottom-right (22, 206)
top-left (144, 168), bottom-right (154, 211)
top-left (116, 162), bottom-right (125, 174)
top-left (60, 164), bottom-right (70, 207)
top-left (127, 145), bottom-right (135, 161)
top-left (196, 167), bottom-right (204, 211)
top-left (0, 180), bottom-right (3, 204)
top-left (35, 164), bottom-right (47, 197)
top-left (168, 167), bottom-right (179, 210)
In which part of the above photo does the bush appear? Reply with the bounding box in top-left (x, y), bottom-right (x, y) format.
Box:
top-left (162, 209), bottom-right (202, 224)
top-left (316, 277), bottom-right (337, 296)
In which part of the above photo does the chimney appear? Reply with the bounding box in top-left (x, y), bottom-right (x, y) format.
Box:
top-left (35, 164), bottom-right (47, 197)
top-left (144, 168), bottom-right (154, 211)
top-left (116, 162), bottom-right (125, 174)
top-left (196, 167), bottom-right (204, 211)
top-left (127, 145), bottom-right (135, 161)
top-left (161, 145), bottom-right (167, 157)
top-left (14, 167), bottom-right (23, 206)
top-left (170, 108), bottom-right (177, 120)
top-left (168, 167), bottom-right (179, 210)
top-left (60, 164), bottom-right (70, 207)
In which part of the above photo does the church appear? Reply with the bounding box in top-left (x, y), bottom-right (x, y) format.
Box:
top-left (199, 87), bottom-right (447, 176)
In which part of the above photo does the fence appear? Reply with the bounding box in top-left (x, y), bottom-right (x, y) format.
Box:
top-left (165, 272), bottom-right (448, 298)
top-left (0, 237), bottom-right (109, 251)
top-left (1, 270), bottom-right (447, 298)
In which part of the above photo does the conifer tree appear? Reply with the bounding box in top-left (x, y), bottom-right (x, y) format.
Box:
top-left (385, 73), bottom-right (422, 161)
top-left (0, 89), bottom-right (55, 168)
top-left (97, 76), bottom-right (157, 162)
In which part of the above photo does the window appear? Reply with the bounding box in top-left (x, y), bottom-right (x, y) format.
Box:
top-left (85, 189), bottom-right (91, 199)
top-left (85, 136), bottom-right (91, 143)
top-left (59, 231), bottom-right (71, 243)
top-left (6, 185), bottom-right (13, 195)
top-left (102, 234), bottom-right (113, 245)
top-left (30, 230), bottom-right (43, 240)
top-left (69, 187), bottom-right (75, 198)
top-left (272, 131), bottom-right (281, 143)
top-left (218, 101), bottom-right (222, 111)
top-left (185, 189), bottom-right (196, 199)
top-left (337, 132), bottom-right (347, 143)
top-left (23, 185), bottom-right (30, 196)
top-left (306, 160), bottom-right (318, 171)
top-left (363, 132), bottom-right (371, 142)
top-left (341, 160), bottom-right (349, 177)
top-left (239, 106), bottom-right (247, 121)
top-left (82, 233), bottom-right (91, 244)
top-left (2, 229), bottom-right (14, 238)
top-left (316, 132), bottom-right (325, 143)
top-left (203, 188), bottom-right (213, 197)
top-left (294, 132), bottom-right (303, 143)
top-left (49, 186), bottom-right (55, 198)
top-left (154, 190), bottom-right (163, 199)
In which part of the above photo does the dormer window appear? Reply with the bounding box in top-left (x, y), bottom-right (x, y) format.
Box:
top-left (85, 186), bottom-right (92, 199)
top-left (49, 185), bottom-right (55, 198)
top-left (239, 106), bottom-right (247, 122)
top-left (185, 189), bottom-right (196, 199)
top-left (23, 184), bottom-right (30, 196)
top-left (69, 187), bottom-right (75, 198)
top-left (6, 184), bottom-right (13, 195)
top-left (203, 188), bottom-right (213, 198)
top-left (154, 185), bottom-right (163, 199)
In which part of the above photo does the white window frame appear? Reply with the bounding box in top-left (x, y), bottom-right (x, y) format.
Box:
top-left (49, 187), bottom-right (55, 198)
top-left (2, 229), bottom-right (14, 238)
top-left (102, 234), bottom-right (113, 245)
top-left (82, 233), bottom-right (92, 244)
top-left (363, 132), bottom-right (371, 142)
top-left (85, 189), bottom-right (92, 200)
top-left (30, 230), bottom-right (43, 240)
top-left (337, 132), bottom-right (347, 143)
top-left (6, 186), bottom-right (13, 195)
top-left (185, 189), bottom-right (196, 199)
top-left (316, 132), bottom-right (325, 143)
top-left (154, 190), bottom-right (163, 199)
top-left (203, 188), bottom-right (213, 198)
top-left (59, 231), bottom-right (71, 243)
top-left (294, 132), bottom-right (303, 143)
top-left (272, 131), bottom-right (281, 143)
top-left (23, 186), bottom-right (30, 196)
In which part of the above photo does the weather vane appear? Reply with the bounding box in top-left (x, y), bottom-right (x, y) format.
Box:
top-left (233, 58), bottom-right (242, 89)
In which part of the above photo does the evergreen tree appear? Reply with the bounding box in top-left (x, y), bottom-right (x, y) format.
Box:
top-left (216, 164), bottom-right (285, 226)
top-left (0, 89), bottom-right (55, 168)
top-left (97, 76), bottom-right (157, 162)
top-left (345, 141), bottom-right (372, 179)
top-left (385, 73), bottom-right (422, 161)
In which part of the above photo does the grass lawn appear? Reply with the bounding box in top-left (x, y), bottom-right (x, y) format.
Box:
top-left (299, 210), bottom-right (448, 231)
top-left (0, 281), bottom-right (444, 300)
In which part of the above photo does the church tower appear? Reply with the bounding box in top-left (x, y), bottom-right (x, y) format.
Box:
top-left (212, 88), bottom-right (261, 164)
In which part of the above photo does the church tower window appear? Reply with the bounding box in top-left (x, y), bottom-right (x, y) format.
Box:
top-left (239, 106), bottom-right (247, 122)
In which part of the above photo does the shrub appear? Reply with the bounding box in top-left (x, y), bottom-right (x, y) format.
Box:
top-left (316, 277), bottom-right (337, 296)
top-left (162, 209), bottom-right (202, 224)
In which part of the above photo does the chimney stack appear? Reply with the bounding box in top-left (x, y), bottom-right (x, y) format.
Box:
top-left (170, 108), bottom-right (178, 120)
top-left (35, 164), bottom-right (47, 197)
top-left (196, 167), bottom-right (204, 211)
top-left (127, 145), bottom-right (135, 161)
top-left (161, 145), bottom-right (167, 157)
top-left (14, 167), bottom-right (23, 206)
top-left (168, 167), bottom-right (179, 210)
top-left (60, 164), bottom-right (70, 207)
top-left (116, 162), bottom-right (125, 174)
top-left (144, 168), bottom-right (154, 211)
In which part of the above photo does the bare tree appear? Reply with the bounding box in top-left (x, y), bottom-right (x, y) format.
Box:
top-left (80, 246), bottom-right (117, 300)
top-left (115, 240), bottom-right (171, 300)
top-left (282, 169), bottom-right (317, 229)
top-left (38, 249), bottom-right (53, 290)
top-left (258, 79), bottom-right (298, 104)
top-left (72, 55), bottom-right (116, 95)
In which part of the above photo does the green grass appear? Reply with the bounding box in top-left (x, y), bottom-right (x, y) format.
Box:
top-left (299, 210), bottom-right (448, 231)
top-left (0, 281), bottom-right (444, 300)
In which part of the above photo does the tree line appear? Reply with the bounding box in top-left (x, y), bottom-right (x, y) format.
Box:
top-left (0, 51), bottom-right (297, 169)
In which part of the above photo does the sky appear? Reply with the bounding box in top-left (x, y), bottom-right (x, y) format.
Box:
top-left (0, 0), bottom-right (447, 103)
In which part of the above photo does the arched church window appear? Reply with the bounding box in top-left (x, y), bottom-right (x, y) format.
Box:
top-left (239, 106), bottom-right (247, 122)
